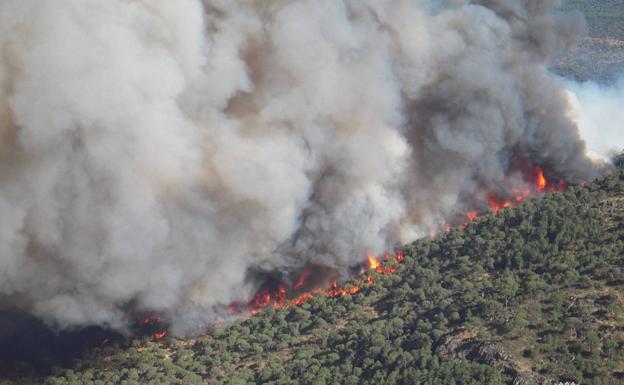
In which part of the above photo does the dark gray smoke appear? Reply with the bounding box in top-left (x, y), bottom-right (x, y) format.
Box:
top-left (0, 0), bottom-right (605, 332)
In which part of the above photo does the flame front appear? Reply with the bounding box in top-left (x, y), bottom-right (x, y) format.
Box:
top-left (225, 249), bottom-right (407, 316)
top-left (368, 255), bottom-right (380, 271)
top-left (294, 269), bottom-right (312, 290)
top-left (536, 166), bottom-right (547, 191)
top-left (220, 160), bottom-right (574, 326)
top-left (484, 163), bottom-right (565, 214)
top-left (153, 330), bottom-right (167, 340)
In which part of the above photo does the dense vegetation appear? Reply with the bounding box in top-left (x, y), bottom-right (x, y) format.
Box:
top-left (3, 154), bottom-right (622, 385)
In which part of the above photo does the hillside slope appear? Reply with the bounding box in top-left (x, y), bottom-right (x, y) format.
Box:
top-left (556, 0), bottom-right (624, 82)
top-left (4, 155), bottom-right (623, 385)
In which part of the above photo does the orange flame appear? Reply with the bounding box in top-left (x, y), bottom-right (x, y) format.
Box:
top-left (536, 166), bottom-right (547, 191)
top-left (216, 161), bottom-right (571, 322)
top-left (153, 330), bottom-right (167, 340)
top-left (395, 249), bottom-right (405, 262)
top-left (294, 269), bottom-right (312, 289)
top-left (291, 292), bottom-right (315, 306)
top-left (326, 282), bottom-right (360, 297)
top-left (211, 161), bottom-right (568, 332)
top-left (231, 250), bottom-right (409, 316)
top-left (368, 255), bottom-right (380, 270)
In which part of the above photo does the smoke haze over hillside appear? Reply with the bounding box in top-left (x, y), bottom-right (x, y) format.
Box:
top-left (567, 78), bottom-right (624, 161)
top-left (0, 0), bottom-right (610, 332)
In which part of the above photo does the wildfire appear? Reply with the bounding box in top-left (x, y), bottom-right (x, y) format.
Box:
top-left (142, 161), bottom-right (576, 344)
top-left (487, 195), bottom-right (513, 214)
top-left (249, 285), bottom-right (288, 314)
top-left (536, 166), bottom-right (547, 191)
top-left (153, 330), bottom-right (167, 340)
top-left (428, 162), bottom-right (571, 238)
top-left (484, 163), bottom-right (565, 215)
top-left (142, 161), bottom-right (560, 332)
top-left (368, 255), bottom-right (380, 270)
top-left (294, 269), bottom-right (312, 289)
top-left (141, 161), bottom-right (571, 336)
top-left (140, 159), bottom-right (570, 337)
top-left (143, 314), bottom-right (166, 325)
top-left (326, 282), bottom-right (361, 297)
top-left (291, 292), bottom-right (316, 306)
top-left (223, 249), bottom-right (408, 316)
top-left (134, 312), bottom-right (170, 342)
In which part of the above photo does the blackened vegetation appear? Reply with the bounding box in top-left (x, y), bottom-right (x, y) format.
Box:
top-left (0, 313), bottom-right (168, 380)
top-left (0, 313), bottom-right (117, 377)
top-left (3, 161), bottom-right (623, 385)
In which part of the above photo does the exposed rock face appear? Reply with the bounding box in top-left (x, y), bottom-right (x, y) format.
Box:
top-left (436, 328), bottom-right (549, 385)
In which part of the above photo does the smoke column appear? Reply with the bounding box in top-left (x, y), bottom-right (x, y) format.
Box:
top-left (0, 0), bottom-right (606, 332)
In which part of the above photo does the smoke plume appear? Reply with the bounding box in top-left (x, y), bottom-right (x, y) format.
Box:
top-left (566, 78), bottom-right (624, 161)
top-left (0, 0), bottom-right (606, 332)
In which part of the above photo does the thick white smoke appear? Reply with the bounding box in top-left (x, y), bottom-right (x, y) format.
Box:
top-left (566, 78), bottom-right (624, 161)
top-left (0, 0), bottom-right (605, 332)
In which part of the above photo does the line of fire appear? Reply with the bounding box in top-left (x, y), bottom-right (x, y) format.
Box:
top-left (133, 159), bottom-right (572, 342)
